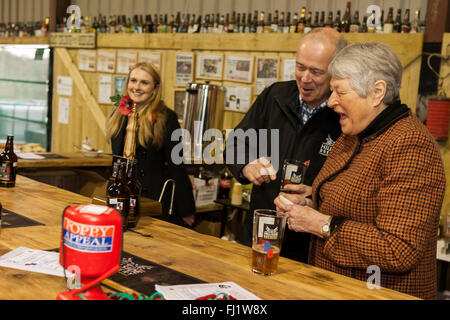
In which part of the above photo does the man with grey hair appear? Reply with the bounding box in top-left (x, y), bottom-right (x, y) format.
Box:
top-left (225, 28), bottom-right (346, 263)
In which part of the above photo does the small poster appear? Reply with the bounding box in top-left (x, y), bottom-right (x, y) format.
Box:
top-left (255, 57), bottom-right (279, 95)
top-left (174, 90), bottom-right (186, 121)
top-left (98, 74), bottom-right (112, 104)
top-left (114, 76), bottom-right (127, 96)
top-left (138, 52), bottom-right (161, 70)
top-left (56, 76), bottom-right (72, 96)
top-left (78, 50), bottom-right (96, 72)
top-left (224, 55), bottom-right (254, 83)
top-left (282, 58), bottom-right (296, 81)
top-left (57, 97), bottom-right (70, 125)
top-left (175, 53), bottom-right (193, 86)
top-left (117, 51), bottom-right (137, 74)
top-left (196, 54), bottom-right (223, 80)
top-left (224, 86), bottom-right (252, 112)
top-left (97, 50), bottom-right (116, 73)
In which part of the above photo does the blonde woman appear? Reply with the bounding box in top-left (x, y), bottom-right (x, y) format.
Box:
top-left (107, 62), bottom-right (195, 227)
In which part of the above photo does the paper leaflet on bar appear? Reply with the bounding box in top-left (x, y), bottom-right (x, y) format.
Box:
top-left (155, 281), bottom-right (261, 300)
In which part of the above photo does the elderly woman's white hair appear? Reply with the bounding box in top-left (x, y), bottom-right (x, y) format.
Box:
top-left (328, 42), bottom-right (403, 105)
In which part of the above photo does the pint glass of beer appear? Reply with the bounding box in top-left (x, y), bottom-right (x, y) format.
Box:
top-left (252, 209), bottom-right (287, 275)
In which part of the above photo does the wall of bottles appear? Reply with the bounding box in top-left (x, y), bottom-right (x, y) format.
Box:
top-left (0, 0), bottom-right (428, 34)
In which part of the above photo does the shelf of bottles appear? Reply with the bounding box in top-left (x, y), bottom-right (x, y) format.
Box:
top-left (0, 2), bottom-right (426, 40)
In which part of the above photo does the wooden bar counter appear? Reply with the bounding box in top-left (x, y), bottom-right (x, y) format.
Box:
top-left (0, 176), bottom-right (417, 300)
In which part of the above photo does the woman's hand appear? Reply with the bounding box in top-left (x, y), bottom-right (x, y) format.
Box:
top-left (274, 197), bottom-right (330, 238)
top-left (274, 184), bottom-right (312, 212)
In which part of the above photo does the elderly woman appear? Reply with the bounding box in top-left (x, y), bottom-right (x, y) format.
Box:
top-left (275, 42), bottom-right (445, 300)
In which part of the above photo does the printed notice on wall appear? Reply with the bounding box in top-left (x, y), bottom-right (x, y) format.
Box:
top-left (282, 58), bottom-right (296, 81)
top-left (224, 86), bottom-right (251, 112)
top-left (78, 50), bottom-right (96, 72)
top-left (175, 53), bottom-right (193, 86)
top-left (138, 52), bottom-right (161, 70)
top-left (56, 76), bottom-right (72, 96)
top-left (57, 97), bottom-right (70, 125)
top-left (117, 51), bottom-right (137, 74)
top-left (98, 75), bottom-right (112, 104)
top-left (97, 50), bottom-right (116, 73)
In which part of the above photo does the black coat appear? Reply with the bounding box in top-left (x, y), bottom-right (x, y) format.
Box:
top-left (224, 80), bottom-right (341, 262)
top-left (111, 106), bottom-right (195, 225)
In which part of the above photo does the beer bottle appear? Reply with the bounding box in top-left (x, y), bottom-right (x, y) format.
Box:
top-left (284, 12), bottom-right (291, 33)
top-left (0, 135), bottom-right (18, 188)
top-left (168, 14), bottom-right (174, 33)
top-left (251, 11), bottom-right (258, 33)
top-left (264, 12), bottom-right (272, 33)
top-left (240, 13), bottom-right (246, 33)
top-left (393, 9), bottom-right (402, 33)
top-left (384, 7), bottom-right (394, 33)
top-left (410, 10), bottom-right (420, 33)
top-left (107, 161), bottom-right (131, 231)
top-left (245, 12), bottom-right (252, 33)
top-left (218, 14), bottom-right (225, 33)
top-left (174, 12), bottom-right (181, 33)
top-left (324, 11), bottom-right (333, 28)
top-left (349, 10), bottom-right (360, 33)
top-left (311, 12), bottom-right (319, 29)
top-left (401, 9), bottom-right (411, 33)
top-left (235, 12), bottom-right (241, 33)
top-left (290, 12), bottom-right (298, 33)
top-left (256, 11), bottom-right (264, 34)
top-left (341, 1), bottom-right (351, 32)
top-left (218, 167), bottom-right (232, 200)
top-left (271, 10), bottom-right (279, 33)
top-left (126, 159), bottom-right (142, 229)
top-left (228, 12), bottom-right (236, 33)
top-left (319, 11), bottom-right (325, 27)
top-left (278, 11), bottom-right (285, 33)
top-left (360, 15), bottom-right (368, 33)
top-left (304, 11), bottom-right (312, 34)
top-left (297, 7), bottom-right (306, 33)
top-left (334, 10), bottom-right (341, 32)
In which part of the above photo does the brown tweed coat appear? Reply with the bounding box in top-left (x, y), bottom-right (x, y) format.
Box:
top-left (310, 108), bottom-right (445, 300)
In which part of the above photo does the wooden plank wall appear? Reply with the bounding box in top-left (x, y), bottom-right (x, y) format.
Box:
top-left (51, 33), bottom-right (423, 155)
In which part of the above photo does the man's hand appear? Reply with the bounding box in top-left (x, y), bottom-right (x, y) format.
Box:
top-left (242, 157), bottom-right (277, 186)
top-left (182, 214), bottom-right (195, 226)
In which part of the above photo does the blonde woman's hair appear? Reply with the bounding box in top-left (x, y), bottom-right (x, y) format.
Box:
top-left (106, 62), bottom-right (167, 150)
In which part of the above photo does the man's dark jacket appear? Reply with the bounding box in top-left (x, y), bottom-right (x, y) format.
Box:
top-left (225, 80), bottom-right (341, 262)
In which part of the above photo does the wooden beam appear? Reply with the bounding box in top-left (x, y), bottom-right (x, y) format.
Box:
top-left (49, 0), bottom-right (71, 32)
top-left (55, 48), bottom-right (106, 135)
top-left (424, 0), bottom-right (450, 43)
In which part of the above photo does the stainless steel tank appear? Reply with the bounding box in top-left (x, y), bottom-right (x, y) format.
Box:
top-left (182, 82), bottom-right (225, 161)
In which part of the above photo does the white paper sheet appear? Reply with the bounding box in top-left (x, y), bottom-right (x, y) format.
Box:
top-left (56, 76), bottom-right (73, 96)
top-left (0, 247), bottom-right (69, 278)
top-left (57, 97), bottom-right (70, 124)
top-left (16, 152), bottom-right (46, 160)
top-left (98, 75), bottom-right (112, 103)
top-left (155, 282), bottom-right (261, 300)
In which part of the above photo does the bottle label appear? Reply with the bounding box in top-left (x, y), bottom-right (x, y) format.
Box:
top-left (0, 161), bottom-right (17, 182)
top-left (384, 23), bottom-right (393, 33)
top-left (107, 197), bottom-right (130, 217)
top-left (220, 179), bottom-right (232, 189)
top-left (349, 24), bottom-right (359, 33)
